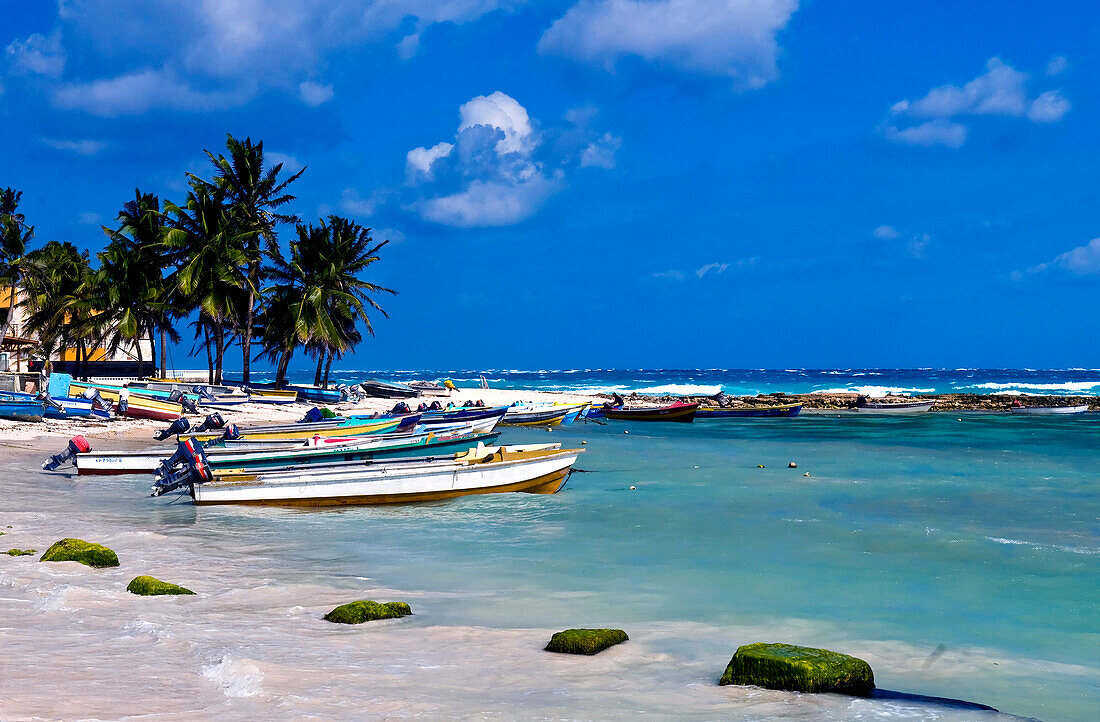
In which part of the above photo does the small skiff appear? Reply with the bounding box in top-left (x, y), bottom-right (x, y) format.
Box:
top-left (1010, 404), bottom-right (1089, 415)
top-left (855, 400), bottom-right (935, 414)
top-left (154, 442), bottom-right (583, 506)
top-left (603, 401), bottom-right (699, 423)
top-left (696, 403), bottom-right (802, 418)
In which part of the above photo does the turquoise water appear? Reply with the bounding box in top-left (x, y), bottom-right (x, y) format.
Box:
top-left (3, 413), bottom-right (1097, 719)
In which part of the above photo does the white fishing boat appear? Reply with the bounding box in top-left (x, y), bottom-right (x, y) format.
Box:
top-left (855, 400), bottom-right (935, 414)
top-left (1009, 404), bottom-right (1089, 415)
top-left (153, 442), bottom-right (582, 506)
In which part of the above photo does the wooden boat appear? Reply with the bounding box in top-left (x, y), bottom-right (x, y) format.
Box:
top-left (500, 406), bottom-right (571, 427)
top-left (359, 379), bottom-right (418, 398)
top-left (153, 442), bottom-right (583, 506)
top-left (1009, 404), bottom-right (1089, 415)
top-left (72, 380), bottom-right (201, 404)
top-left (284, 383), bottom-right (343, 404)
top-left (0, 394), bottom-right (45, 421)
top-left (248, 389), bottom-right (299, 404)
top-left (69, 382), bottom-right (186, 421)
top-left (603, 401), bottom-right (698, 423)
top-left (377, 405), bottom-right (508, 428)
top-left (696, 403), bottom-right (802, 418)
top-left (6, 391), bottom-right (101, 419)
top-left (75, 428), bottom-right (500, 476)
top-left (407, 380), bottom-right (450, 396)
top-left (183, 414), bottom-right (410, 442)
top-left (855, 400), bottom-right (934, 414)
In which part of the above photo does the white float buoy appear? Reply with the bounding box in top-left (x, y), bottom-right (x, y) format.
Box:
top-left (629, 485), bottom-right (636, 490)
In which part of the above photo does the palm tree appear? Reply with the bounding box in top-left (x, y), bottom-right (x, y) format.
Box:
top-left (193, 134), bottom-right (304, 384)
top-left (264, 216), bottom-right (394, 389)
top-left (101, 191), bottom-right (182, 377)
top-left (0, 188), bottom-right (34, 346)
top-left (163, 182), bottom-right (254, 385)
top-left (21, 240), bottom-right (94, 375)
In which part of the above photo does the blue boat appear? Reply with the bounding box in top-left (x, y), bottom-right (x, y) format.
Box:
top-left (7, 391), bottom-right (100, 419)
top-left (0, 394), bottom-right (46, 422)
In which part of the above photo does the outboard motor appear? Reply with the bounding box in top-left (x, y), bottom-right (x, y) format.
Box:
top-left (152, 438), bottom-right (213, 496)
top-left (154, 417), bottom-right (191, 441)
top-left (219, 423), bottom-right (240, 441)
top-left (81, 386), bottom-right (113, 413)
top-left (37, 392), bottom-right (65, 414)
top-left (167, 389), bottom-right (200, 415)
top-left (194, 412), bottom-right (226, 433)
top-left (190, 385), bottom-right (217, 402)
top-left (43, 435), bottom-right (92, 471)
top-left (416, 402), bottom-right (429, 412)
top-left (428, 401), bottom-right (443, 411)
top-left (392, 402), bottom-right (411, 415)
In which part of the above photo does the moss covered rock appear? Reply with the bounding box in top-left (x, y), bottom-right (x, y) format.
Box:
top-left (545, 628), bottom-right (629, 655)
top-left (39, 538), bottom-right (119, 568)
top-left (323, 600), bottom-right (412, 624)
top-left (126, 575), bottom-right (195, 596)
top-left (6, 548), bottom-right (36, 556)
top-left (719, 642), bottom-right (874, 695)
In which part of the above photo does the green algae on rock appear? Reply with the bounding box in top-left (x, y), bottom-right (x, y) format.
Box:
top-left (323, 600), bottom-right (412, 624)
top-left (6, 548), bottom-right (36, 556)
top-left (545, 628), bottom-right (629, 655)
top-left (39, 538), bottom-right (119, 568)
top-left (126, 575), bottom-right (195, 596)
top-left (719, 642), bottom-right (874, 695)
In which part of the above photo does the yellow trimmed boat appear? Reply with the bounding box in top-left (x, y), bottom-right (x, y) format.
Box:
top-left (69, 382), bottom-right (183, 421)
top-left (184, 415), bottom-right (406, 442)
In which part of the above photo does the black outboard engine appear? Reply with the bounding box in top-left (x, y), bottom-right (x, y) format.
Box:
top-left (154, 417), bottom-right (191, 441)
top-left (428, 401), bottom-right (443, 411)
top-left (416, 402), bottom-right (429, 412)
top-left (168, 389), bottom-right (200, 415)
top-left (37, 392), bottom-right (65, 414)
top-left (190, 385), bottom-right (217, 402)
top-left (43, 435), bottom-right (92, 470)
top-left (194, 412), bottom-right (226, 433)
top-left (81, 386), bottom-right (113, 413)
top-left (392, 402), bottom-right (411, 415)
top-left (152, 438), bottom-right (213, 496)
top-left (219, 423), bottom-right (240, 441)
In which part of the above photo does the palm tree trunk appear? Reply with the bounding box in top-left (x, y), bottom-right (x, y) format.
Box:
top-left (276, 348), bottom-right (292, 386)
top-left (242, 278), bottom-right (254, 385)
top-left (313, 353), bottom-right (323, 386)
top-left (135, 332), bottom-right (145, 378)
top-left (159, 326), bottom-right (167, 378)
top-left (213, 322), bottom-right (225, 385)
top-left (322, 350), bottom-right (334, 389)
top-left (203, 322), bottom-right (213, 385)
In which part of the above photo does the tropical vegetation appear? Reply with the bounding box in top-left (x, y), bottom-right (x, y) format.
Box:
top-left (2, 134), bottom-right (393, 386)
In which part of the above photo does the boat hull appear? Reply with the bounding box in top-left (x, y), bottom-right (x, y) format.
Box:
top-left (603, 403), bottom-right (698, 422)
top-left (696, 403), bottom-right (802, 418)
top-left (191, 448), bottom-right (580, 506)
top-left (1010, 405), bottom-right (1089, 415)
top-left (855, 401), bottom-right (934, 414)
top-left (0, 398), bottom-right (45, 422)
top-left (500, 408), bottom-right (570, 426)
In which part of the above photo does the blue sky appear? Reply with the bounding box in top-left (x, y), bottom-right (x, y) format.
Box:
top-left (1, 1), bottom-right (1098, 371)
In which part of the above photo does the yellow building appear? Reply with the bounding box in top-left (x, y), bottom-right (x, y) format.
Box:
top-left (1, 285), bottom-right (154, 375)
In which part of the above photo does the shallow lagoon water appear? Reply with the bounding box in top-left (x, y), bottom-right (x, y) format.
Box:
top-left (1, 413), bottom-right (1096, 719)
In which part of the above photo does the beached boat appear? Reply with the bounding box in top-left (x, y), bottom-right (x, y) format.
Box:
top-left (75, 428), bottom-right (500, 476)
top-left (603, 401), bottom-right (699, 423)
top-left (696, 402), bottom-right (802, 418)
top-left (378, 404), bottom-right (508, 429)
top-left (1009, 404), bottom-right (1089, 415)
top-left (407, 380), bottom-right (450, 396)
top-left (5, 391), bottom-right (102, 419)
top-left (183, 414), bottom-right (411, 442)
top-left (359, 379), bottom-right (418, 398)
top-left (69, 382), bottom-right (186, 421)
top-left (0, 394), bottom-right (45, 422)
top-left (284, 383), bottom-right (343, 404)
top-left (855, 400), bottom-right (935, 414)
top-left (248, 389), bottom-right (299, 404)
top-left (500, 406), bottom-right (570, 427)
top-left (152, 442), bottom-right (583, 506)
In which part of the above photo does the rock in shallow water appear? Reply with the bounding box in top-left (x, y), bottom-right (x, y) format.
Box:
top-left (6, 548), bottom-right (35, 556)
top-left (545, 628), bottom-right (629, 655)
top-left (323, 600), bottom-right (412, 624)
top-left (127, 575), bottom-right (195, 596)
top-left (39, 538), bottom-right (119, 568)
top-left (719, 642), bottom-right (874, 695)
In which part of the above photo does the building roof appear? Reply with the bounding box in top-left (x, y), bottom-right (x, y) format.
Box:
top-left (1, 334), bottom-right (38, 347)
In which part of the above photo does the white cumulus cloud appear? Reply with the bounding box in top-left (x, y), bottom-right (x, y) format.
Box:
top-left (406, 142), bottom-right (455, 180)
top-left (1023, 238), bottom-right (1100, 278)
top-left (53, 67), bottom-right (245, 116)
top-left (539, 0), bottom-right (799, 89)
top-left (696, 262), bottom-right (729, 278)
top-left (885, 57), bottom-right (1071, 147)
top-left (873, 225), bottom-right (900, 240)
top-left (40, 137), bottom-right (106, 155)
top-left (298, 81), bottom-right (333, 106)
top-left (458, 91), bottom-right (534, 155)
top-left (6, 29), bottom-right (66, 77)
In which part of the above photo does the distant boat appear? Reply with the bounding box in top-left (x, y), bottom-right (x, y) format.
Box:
top-left (184, 415), bottom-right (411, 443)
top-left (500, 406), bottom-right (571, 427)
top-left (855, 400), bottom-right (934, 414)
top-left (152, 442), bottom-right (584, 506)
top-left (696, 403), bottom-right (802, 418)
top-left (1010, 404), bottom-right (1089, 415)
top-left (358, 379), bottom-right (418, 398)
top-left (603, 401), bottom-right (699, 422)
top-left (0, 394), bottom-right (45, 422)
top-left (407, 380), bottom-right (450, 396)
top-left (283, 383), bottom-right (343, 404)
